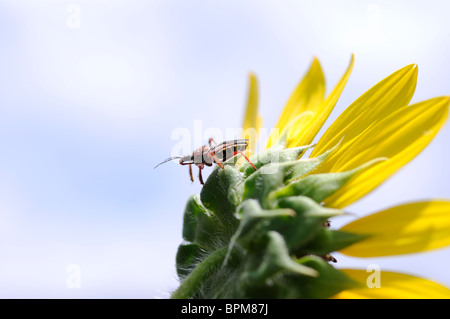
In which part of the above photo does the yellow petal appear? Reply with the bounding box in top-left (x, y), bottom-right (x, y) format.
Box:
top-left (332, 269), bottom-right (450, 299)
top-left (279, 111), bottom-right (316, 145)
top-left (242, 72), bottom-right (260, 155)
top-left (266, 57), bottom-right (325, 148)
top-left (311, 64), bottom-right (418, 158)
top-left (323, 96), bottom-right (450, 208)
top-left (338, 200), bottom-right (450, 257)
top-left (289, 54), bottom-right (354, 148)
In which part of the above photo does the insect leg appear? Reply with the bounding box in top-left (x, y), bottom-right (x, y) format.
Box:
top-left (198, 165), bottom-right (204, 185)
top-left (209, 153), bottom-right (225, 169)
top-left (234, 151), bottom-right (257, 170)
top-left (189, 163), bottom-right (194, 182)
top-left (180, 162), bottom-right (194, 182)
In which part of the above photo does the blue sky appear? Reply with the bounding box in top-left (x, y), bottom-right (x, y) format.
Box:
top-left (0, 0), bottom-right (449, 298)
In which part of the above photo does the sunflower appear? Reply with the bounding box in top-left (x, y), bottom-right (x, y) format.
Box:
top-left (172, 55), bottom-right (450, 299)
top-left (241, 55), bottom-right (450, 298)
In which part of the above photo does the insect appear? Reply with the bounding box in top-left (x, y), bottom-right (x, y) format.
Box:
top-left (154, 138), bottom-right (257, 185)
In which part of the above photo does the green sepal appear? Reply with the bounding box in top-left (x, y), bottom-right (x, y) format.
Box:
top-left (242, 161), bottom-right (297, 207)
top-left (229, 199), bottom-right (295, 252)
top-left (175, 243), bottom-right (204, 279)
top-left (222, 253), bottom-right (360, 299)
top-left (240, 144), bottom-right (314, 177)
top-left (276, 196), bottom-right (343, 218)
top-left (231, 198), bottom-right (341, 255)
top-left (182, 195), bottom-right (227, 250)
top-left (242, 231), bottom-right (318, 281)
top-left (285, 147), bottom-right (334, 182)
top-left (200, 165), bottom-right (244, 230)
top-left (291, 255), bottom-right (363, 298)
top-left (220, 232), bottom-right (318, 299)
top-left (270, 158), bottom-right (385, 203)
top-left (275, 196), bottom-right (343, 251)
top-left (300, 229), bottom-right (370, 256)
top-left (242, 156), bottom-right (330, 208)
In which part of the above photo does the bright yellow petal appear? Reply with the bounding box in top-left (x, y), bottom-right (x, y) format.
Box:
top-left (323, 96), bottom-right (450, 208)
top-left (339, 200), bottom-right (450, 257)
top-left (266, 57), bottom-right (325, 148)
top-left (290, 54), bottom-right (354, 148)
top-left (276, 57), bottom-right (325, 130)
top-left (311, 64), bottom-right (418, 158)
top-left (242, 72), bottom-right (260, 155)
top-left (333, 269), bottom-right (450, 299)
top-left (279, 111), bottom-right (315, 145)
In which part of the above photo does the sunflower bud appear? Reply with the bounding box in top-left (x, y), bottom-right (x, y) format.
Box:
top-left (172, 145), bottom-right (368, 299)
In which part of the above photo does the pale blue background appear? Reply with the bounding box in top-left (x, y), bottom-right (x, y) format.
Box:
top-left (0, 0), bottom-right (449, 298)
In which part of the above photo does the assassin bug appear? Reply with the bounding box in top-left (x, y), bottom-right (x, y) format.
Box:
top-left (154, 138), bottom-right (257, 185)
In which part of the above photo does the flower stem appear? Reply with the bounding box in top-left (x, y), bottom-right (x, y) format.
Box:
top-left (171, 246), bottom-right (228, 299)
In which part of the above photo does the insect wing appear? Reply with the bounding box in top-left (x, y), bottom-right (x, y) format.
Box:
top-left (211, 139), bottom-right (249, 162)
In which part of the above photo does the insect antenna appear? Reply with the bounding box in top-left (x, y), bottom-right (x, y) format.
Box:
top-left (154, 156), bottom-right (182, 169)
